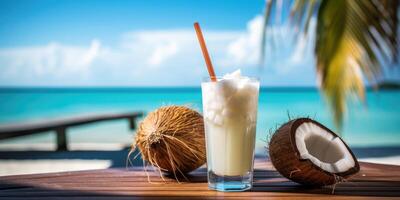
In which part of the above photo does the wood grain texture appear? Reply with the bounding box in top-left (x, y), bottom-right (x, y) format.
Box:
top-left (0, 158), bottom-right (399, 199)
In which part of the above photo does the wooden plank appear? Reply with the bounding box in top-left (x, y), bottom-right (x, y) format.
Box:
top-left (0, 197), bottom-right (395, 200)
top-left (0, 112), bottom-right (143, 140)
top-left (0, 160), bottom-right (399, 199)
top-left (1, 197), bottom-right (395, 200)
top-left (2, 185), bottom-right (399, 193)
top-left (0, 190), bottom-right (339, 197)
top-left (56, 128), bottom-right (67, 151)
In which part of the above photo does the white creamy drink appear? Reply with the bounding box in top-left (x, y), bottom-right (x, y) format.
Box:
top-left (202, 70), bottom-right (259, 176)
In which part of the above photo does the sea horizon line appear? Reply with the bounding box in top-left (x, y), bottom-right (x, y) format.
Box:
top-left (0, 86), bottom-right (398, 93)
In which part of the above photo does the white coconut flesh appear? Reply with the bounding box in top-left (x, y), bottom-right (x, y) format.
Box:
top-left (295, 122), bottom-right (355, 174)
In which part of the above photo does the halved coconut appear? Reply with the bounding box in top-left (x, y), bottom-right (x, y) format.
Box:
top-left (268, 118), bottom-right (360, 186)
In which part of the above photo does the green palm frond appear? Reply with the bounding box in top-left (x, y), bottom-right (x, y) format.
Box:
top-left (290, 0), bottom-right (318, 37)
top-left (316, 0), bottom-right (398, 127)
top-left (260, 0), bottom-right (274, 67)
top-left (261, 0), bottom-right (399, 129)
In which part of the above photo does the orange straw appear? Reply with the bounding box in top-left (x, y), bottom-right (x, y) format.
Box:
top-left (194, 22), bottom-right (217, 82)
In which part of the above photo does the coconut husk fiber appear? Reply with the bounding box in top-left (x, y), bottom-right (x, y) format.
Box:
top-left (130, 106), bottom-right (206, 179)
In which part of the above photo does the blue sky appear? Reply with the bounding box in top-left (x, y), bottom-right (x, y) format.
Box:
top-left (0, 0), bottom-right (266, 46)
top-left (0, 0), bottom-right (324, 86)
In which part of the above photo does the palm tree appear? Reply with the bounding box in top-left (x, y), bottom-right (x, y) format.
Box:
top-left (261, 0), bottom-right (399, 129)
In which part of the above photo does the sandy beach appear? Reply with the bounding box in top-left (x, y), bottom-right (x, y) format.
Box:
top-left (1, 143), bottom-right (399, 176)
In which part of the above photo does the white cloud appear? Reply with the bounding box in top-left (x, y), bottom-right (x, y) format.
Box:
top-left (290, 18), bottom-right (316, 64)
top-left (119, 29), bottom-right (242, 68)
top-left (81, 40), bottom-right (101, 67)
top-left (223, 15), bottom-right (263, 67)
top-left (0, 15), bottom-right (316, 86)
top-left (0, 40), bottom-right (100, 77)
top-left (147, 42), bottom-right (178, 66)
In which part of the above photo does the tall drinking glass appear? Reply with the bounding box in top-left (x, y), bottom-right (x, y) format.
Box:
top-left (201, 76), bottom-right (259, 192)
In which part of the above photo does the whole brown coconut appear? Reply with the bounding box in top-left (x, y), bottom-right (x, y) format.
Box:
top-left (268, 118), bottom-right (360, 186)
top-left (132, 106), bottom-right (206, 176)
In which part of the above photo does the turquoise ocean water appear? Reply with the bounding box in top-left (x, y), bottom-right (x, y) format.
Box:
top-left (0, 88), bottom-right (399, 151)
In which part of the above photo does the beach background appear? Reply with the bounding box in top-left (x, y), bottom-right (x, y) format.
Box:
top-left (0, 0), bottom-right (399, 176)
top-left (1, 87), bottom-right (399, 176)
top-left (1, 87), bottom-right (400, 148)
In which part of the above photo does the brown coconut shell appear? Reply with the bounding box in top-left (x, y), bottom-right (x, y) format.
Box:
top-left (268, 118), bottom-right (360, 186)
top-left (133, 106), bottom-right (206, 175)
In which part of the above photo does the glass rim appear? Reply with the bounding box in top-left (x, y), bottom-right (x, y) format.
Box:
top-left (202, 76), bottom-right (259, 82)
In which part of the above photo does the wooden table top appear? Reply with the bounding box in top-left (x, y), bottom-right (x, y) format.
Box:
top-left (1, 158), bottom-right (399, 199)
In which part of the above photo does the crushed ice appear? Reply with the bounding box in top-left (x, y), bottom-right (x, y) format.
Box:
top-left (202, 69), bottom-right (259, 126)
